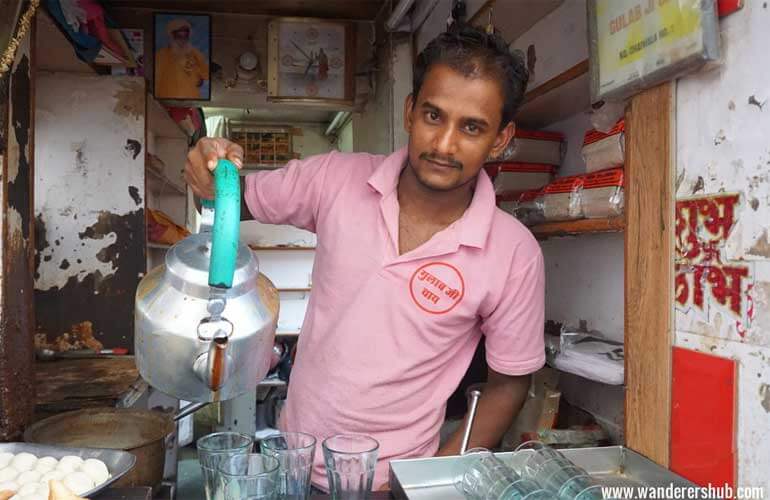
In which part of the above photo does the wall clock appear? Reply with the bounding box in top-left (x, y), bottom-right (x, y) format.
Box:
top-left (268, 18), bottom-right (355, 105)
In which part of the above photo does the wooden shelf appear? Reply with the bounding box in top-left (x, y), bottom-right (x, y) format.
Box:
top-left (146, 168), bottom-right (186, 195)
top-left (515, 60), bottom-right (590, 129)
top-left (147, 242), bottom-right (171, 250)
top-left (529, 216), bottom-right (625, 239)
top-left (249, 245), bottom-right (315, 251)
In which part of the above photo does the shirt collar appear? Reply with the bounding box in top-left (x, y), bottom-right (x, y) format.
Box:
top-left (367, 146), bottom-right (496, 249)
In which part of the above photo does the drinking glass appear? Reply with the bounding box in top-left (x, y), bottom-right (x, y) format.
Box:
top-left (453, 448), bottom-right (549, 500)
top-left (218, 453), bottom-right (280, 500)
top-left (260, 432), bottom-right (317, 500)
top-left (514, 441), bottom-right (603, 499)
top-left (322, 434), bottom-right (379, 500)
top-left (198, 432), bottom-right (254, 500)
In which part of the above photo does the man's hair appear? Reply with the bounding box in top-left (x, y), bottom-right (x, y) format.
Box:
top-left (413, 22), bottom-right (529, 129)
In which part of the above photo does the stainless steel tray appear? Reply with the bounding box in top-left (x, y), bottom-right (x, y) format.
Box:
top-left (389, 446), bottom-right (698, 499)
top-left (0, 442), bottom-right (136, 497)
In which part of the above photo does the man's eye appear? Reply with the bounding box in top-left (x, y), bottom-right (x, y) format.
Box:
top-left (426, 111), bottom-right (439, 122)
top-left (465, 123), bottom-right (479, 134)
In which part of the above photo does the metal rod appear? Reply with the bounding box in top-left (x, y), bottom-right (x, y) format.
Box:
top-left (174, 402), bottom-right (209, 421)
top-left (459, 389), bottom-right (482, 455)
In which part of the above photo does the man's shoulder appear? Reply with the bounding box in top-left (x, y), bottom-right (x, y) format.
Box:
top-left (303, 150), bottom-right (388, 178)
top-left (488, 207), bottom-right (542, 266)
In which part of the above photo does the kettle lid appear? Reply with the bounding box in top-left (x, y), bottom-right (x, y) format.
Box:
top-left (164, 233), bottom-right (258, 293)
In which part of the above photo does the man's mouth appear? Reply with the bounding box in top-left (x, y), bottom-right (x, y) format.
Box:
top-left (420, 153), bottom-right (462, 170)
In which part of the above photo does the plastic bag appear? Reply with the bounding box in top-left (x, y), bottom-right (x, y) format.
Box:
top-left (147, 208), bottom-right (190, 246)
top-left (581, 120), bottom-right (624, 173)
top-left (553, 329), bottom-right (624, 386)
top-left (491, 162), bottom-right (555, 195)
top-left (542, 175), bottom-right (584, 221)
top-left (501, 129), bottom-right (565, 165)
top-left (581, 168), bottom-right (624, 218)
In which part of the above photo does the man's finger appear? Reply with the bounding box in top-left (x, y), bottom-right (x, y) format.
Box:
top-left (199, 139), bottom-right (223, 170)
top-left (225, 143), bottom-right (245, 169)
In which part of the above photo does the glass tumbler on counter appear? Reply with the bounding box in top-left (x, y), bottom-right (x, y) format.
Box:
top-left (453, 448), bottom-right (550, 500)
top-left (514, 440), bottom-right (604, 499)
top-left (322, 434), bottom-right (379, 500)
top-left (218, 453), bottom-right (280, 500)
top-left (260, 431), bottom-right (317, 500)
top-left (198, 432), bottom-right (254, 500)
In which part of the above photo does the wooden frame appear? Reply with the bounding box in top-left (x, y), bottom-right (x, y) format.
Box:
top-left (153, 12), bottom-right (212, 101)
top-left (267, 17), bottom-right (355, 106)
top-left (624, 82), bottom-right (675, 466)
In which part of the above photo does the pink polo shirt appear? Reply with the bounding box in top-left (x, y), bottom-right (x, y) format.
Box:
top-left (244, 147), bottom-right (545, 489)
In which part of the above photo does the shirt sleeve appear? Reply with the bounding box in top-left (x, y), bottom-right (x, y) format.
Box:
top-left (480, 251), bottom-right (546, 376)
top-left (243, 151), bottom-right (335, 232)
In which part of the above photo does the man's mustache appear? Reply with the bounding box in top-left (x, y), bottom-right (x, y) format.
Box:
top-left (419, 152), bottom-right (463, 170)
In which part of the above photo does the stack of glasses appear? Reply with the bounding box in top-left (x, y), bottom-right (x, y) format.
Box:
top-left (196, 431), bottom-right (379, 500)
top-left (455, 441), bottom-right (604, 500)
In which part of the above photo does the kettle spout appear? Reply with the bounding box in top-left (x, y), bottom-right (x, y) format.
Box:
top-left (194, 333), bottom-right (232, 392)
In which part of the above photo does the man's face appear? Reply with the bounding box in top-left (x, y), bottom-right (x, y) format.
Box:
top-left (171, 26), bottom-right (191, 49)
top-left (404, 63), bottom-right (514, 192)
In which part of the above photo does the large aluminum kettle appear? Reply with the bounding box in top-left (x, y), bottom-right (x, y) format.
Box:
top-left (135, 160), bottom-right (278, 402)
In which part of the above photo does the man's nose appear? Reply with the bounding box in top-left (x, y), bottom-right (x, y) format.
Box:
top-left (432, 125), bottom-right (459, 157)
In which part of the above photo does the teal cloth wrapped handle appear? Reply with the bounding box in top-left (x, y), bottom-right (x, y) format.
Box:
top-left (202, 159), bottom-right (240, 288)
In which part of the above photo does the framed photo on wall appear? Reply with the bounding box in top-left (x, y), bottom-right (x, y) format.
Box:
top-left (267, 18), bottom-right (355, 105)
top-left (153, 12), bottom-right (211, 101)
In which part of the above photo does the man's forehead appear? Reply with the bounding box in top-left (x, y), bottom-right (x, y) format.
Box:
top-left (416, 64), bottom-right (504, 120)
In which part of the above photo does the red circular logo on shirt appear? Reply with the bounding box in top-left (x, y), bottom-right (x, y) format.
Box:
top-left (409, 262), bottom-right (465, 314)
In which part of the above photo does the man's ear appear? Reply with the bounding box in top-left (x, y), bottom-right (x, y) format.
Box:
top-left (490, 122), bottom-right (515, 160)
top-left (404, 94), bottom-right (415, 134)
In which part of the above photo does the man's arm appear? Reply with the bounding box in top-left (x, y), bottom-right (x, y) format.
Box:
top-left (185, 137), bottom-right (336, 232)
top-left (436, 368), bottom-right (530, 456)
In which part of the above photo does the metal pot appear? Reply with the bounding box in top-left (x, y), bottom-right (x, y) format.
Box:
top-left (135, 159), bottom-right (279, 403)
top-left (24, 408), bottom-right (177, 488)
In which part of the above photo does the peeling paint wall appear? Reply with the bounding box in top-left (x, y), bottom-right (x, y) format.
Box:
top-left (34, 73), bottom-right (145, 350)
top-left (676, 2), bottom-right (770, 487)
top-left (0, 25), bottom-right (35, 439)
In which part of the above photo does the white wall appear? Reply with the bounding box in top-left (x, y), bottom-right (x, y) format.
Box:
top-left (293, 122), bottom-right (333, 159)
top-left (239, 121), bottom-right (333, 334)
top-left (675, 2), bottom-right (770, 487)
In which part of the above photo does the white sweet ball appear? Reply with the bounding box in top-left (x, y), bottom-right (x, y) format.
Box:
top-left (63, 471), bottom-right (94, 496)
top-left (10, 454), bottom-right (36, 472)
top-left (40, 469), bottom-right (65, 483)
top-left (80, 458), bottom-right (110, 485)
top-left (0, 453), bottom-right (14, 468)
top-left (17, 493), bottom-right (47, 500)
top-left (34, 457), bottom-right (57, 472)
top-left (0, 466), bottom-right (19, 481)
top-left (15, 470), bottom-right (40, 486)
top-left (35, 482), bottom-right (48, 497)
top-left (55, 456), bottom-right (83, 474)
top-left (0, 479), bottom-right (18, 492)
top-left (15, 483), bottom-right (38, 496)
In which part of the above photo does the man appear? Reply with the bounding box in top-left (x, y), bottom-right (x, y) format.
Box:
top-left (154, 18), bottom-right (209, 99)
top-left (185, 23), bottom-right (545, 490)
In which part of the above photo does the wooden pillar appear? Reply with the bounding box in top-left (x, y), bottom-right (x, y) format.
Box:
top-left (624, 82), bottom-right (675, 466)
top-left (0, 17), bottom-right (36, 439)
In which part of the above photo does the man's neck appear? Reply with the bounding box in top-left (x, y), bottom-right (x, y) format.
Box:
top-left (397, 162), bottom-right (475, 225)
